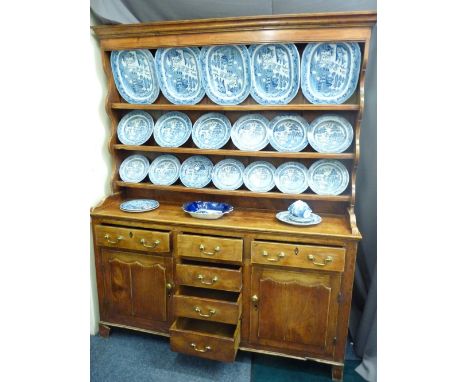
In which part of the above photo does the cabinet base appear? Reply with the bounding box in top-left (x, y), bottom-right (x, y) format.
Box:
top-left (98, 323), bottom-right (111, 338)
top-left (332, 365), bottom-right (344, 381)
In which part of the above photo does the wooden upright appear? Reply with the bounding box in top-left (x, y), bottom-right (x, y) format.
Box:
top-left (91, 11), bottom-right (376, 381)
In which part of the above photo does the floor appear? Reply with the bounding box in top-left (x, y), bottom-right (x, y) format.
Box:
top-left (91, 328), bottom-right (365, 382)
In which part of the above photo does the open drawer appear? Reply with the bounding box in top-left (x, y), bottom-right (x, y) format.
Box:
top-left (170, 318), bottom-right (240, 362)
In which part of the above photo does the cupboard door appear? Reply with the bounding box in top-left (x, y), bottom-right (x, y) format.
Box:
top-left (100, 249), bottom-right (172, 332)
top-left (249, 266), bottom-right (341, 356)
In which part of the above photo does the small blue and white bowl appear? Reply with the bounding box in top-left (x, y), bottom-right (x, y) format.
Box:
top-left (182, 201), bottom-right (234, 220)
top-left (288, 200), bottom-right (313, 220)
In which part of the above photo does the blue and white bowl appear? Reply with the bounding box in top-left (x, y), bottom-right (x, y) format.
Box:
top-left (182, 201), bottom-right (234, 220)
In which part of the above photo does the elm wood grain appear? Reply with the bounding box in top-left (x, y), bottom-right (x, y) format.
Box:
top-left (169, 318), bottom-right (240, 362)
top-left (251, 241), bottom-right (346, 272)
top-left (113, 145), bottom-right (355, 159)
top-left (176, 264), bottom-right (242, 292)
top-left (178, 234), bottom-right (243, 264)
top-left (249, 267), bottom-right (341, 356)
top-left (114, 182), bottom-right (352, 203)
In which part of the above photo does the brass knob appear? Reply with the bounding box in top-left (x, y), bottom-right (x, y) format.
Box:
top-left (166, 282), bottom-right (173, 291)
top-left (251, 295), bottom-right (259, 310)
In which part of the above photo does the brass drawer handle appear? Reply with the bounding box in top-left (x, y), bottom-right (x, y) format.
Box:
top-left (140, 238), bottom-right (160, 248)
top-left (199, 244), bottom-right (220, 256)
top-left (262, 250), bottom-right (285, 262)
top-left (104, 233), bottom-right (123, 244)
top-left (190, 343), bottom-right (211, 353)
top-left (308, 255), bottom-right (333, 266)
top-left (197, 274), bottom-right (218, 285)
top-left (194, 306), bottom-right (216, 318)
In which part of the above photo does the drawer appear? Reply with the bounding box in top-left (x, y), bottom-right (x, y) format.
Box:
top-left (170, 318), bottom-right (240, 362)
top-left (251, 241), bottom-right (345, 272)
top-left (94, 225), bottom-right (170, 253)
top-left (176, 264), bottom-right (242, 292)
top-left (174, 286), bottom-right (241, 325)
top-left (178, 234), bottom-right (243, 263)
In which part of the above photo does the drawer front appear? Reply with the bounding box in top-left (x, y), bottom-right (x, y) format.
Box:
top-left (95, 225), bottom-right (170, 253)
top-left (251, 241), bottom-right (345, 272)
top-left (178, 234), bottom-right (243, 263)
top-left (176, 264), bottom-right (242, 292)
top-left (174, 294), bottom-right (241, 325)
top-left (170, 319), bottom-right (240, 362)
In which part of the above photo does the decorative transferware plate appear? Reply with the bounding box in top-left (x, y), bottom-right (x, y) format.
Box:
top-left (119, 154), bottom-right (150, 183)
top-left (301, 42), bottom-right (361, 104)
top-left (231, 114), bottom-right (270, 151)
top-left (276, 211), bottom-right (322, 226)
top-left (120, 199), bottom-right (159, 213)
top-left (269, 115), bottom-right (309, 152)
top-left (249, 43), bottom-right (300, 105)
top-left (192, 113), bottom-right (231, 149)
top-left (274, 162), bottom-right (309, 194)
top-left (182, 201), bottom-right (234, 220)
top-left (308, 159), bottom-right (349, 195)
top-left (110, 49), bottom-right (159, 104)
top-left (212, 159), bottom-right (245, 190)
top-left (243, 161), bottom-right (276, 193)
top-left (180, 155), bottom-right (214, 188)
top-left (308, 114), bottom-right (354, 153)
top-left (154, 112), bottom-right (192, 147)
top-left (148, 155), bottom-right (181, 186)
top-left (155, 47), bottom-right (205, 104)
top-left (200, 45), bottom-right (251, 105)
top-left (117, 110), bottom-right (154, 146)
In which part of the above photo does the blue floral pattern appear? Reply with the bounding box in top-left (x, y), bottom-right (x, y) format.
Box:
top-left (117, 110), bottom-right (154, 146)
top-left (180, 155), bottom-right (214, 188)
top-left (120, 199), bottom-right (159, 213)
top-left (308, 114), bottom-right (354, 153)
top-left (274, 162), bottom-right (309, 194)
top-left (119, 155), bottom-right (150, 183)
top-left (148, 155), bottom-right (181, 186)
top-left (153, 112), bottom-right (192, 147)
top-left (308, 159), bottom-right (349, 195)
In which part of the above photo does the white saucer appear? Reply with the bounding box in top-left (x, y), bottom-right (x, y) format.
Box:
top-left (276, 211), bottom-right (322, 226)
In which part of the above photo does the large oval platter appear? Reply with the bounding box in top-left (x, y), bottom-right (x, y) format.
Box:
top-left (231, 114), bottom-right (270, 151)
top-left (117, 110), bottom-right (154, 146)
top-left (192, 113), bottom-right (231, 149)
top-left (148, 155), bottom-right (181, 186)
top-left (212, 159), bottom-right (245, 190)
top-left (301, 42), bottom-right (361, 104)
top-left (308, 159), bottom-right (349, 195)
top-left (155, 47), bottom-right (205, 104)
top-left (119, 154), bottom-right (150, 183)
top-left (249, 44), bottom-right (300, 105)
top-left (274, 162), bottom-right (309, 194)
top-left (180, 156), bottom-right (214, 188)
top-left (308, 114), bottom-right (354, 153)
top-left (111, 49), bottom-right (159, 104)
top-left (243, 161), bottom-right (276, 193)
top-left (120, 199), bottom-right (159, 213)
top-left (154, 112), bottom-right (192, 147)
top-left (200, 45), bottom-right (251, 105)
top-left (269, 115), bottom-right (309, 152)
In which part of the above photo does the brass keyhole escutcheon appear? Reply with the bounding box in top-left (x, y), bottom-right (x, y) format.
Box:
top-left (129, 232), bottom-right (134, 238)
top-left (294, 247), bottom-right (299, 255)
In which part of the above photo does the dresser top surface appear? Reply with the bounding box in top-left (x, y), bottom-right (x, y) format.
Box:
top-left (91, 196), bottom-right (360, 240)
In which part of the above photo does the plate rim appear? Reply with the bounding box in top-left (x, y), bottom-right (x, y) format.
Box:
top-left (148, 154), bottom-right (181, 185)
top-left (308, 159), bottom-right (350, 195)
top-left (153, 111), bottom-right (192, 147)
top-left (120, 199), bottom-right (160, 212)
top-left (269, 114), bottom-right (309, 152)
top-left (192, 112), bottom-right (232, 149)
top-left (182, 200), bottom-right (234, 214)
top-left (212, 158), bottom-right (245, 190)
top-left (119, 154), bottom-right (150, 183)
top-left (179, 155), bottom-right (214, 188)
top-left (276, 210), bottom-right (322, 226)
top-left (155, 47), bottom-right (205, 105)
top-left (110, 49), bottom-right (159, 104)
top-left (117, 110), bottom-right (154, 146)
top-left (231, 113), bottom-right (270, 151)
top-left (308, 114), bottom-right (354, 153)
top-left (249, 43), bottom-right (300, 105)
top-left (243, 160), bottom-right (276, 192)
top-left (274, 161), bottom-right (309, 194)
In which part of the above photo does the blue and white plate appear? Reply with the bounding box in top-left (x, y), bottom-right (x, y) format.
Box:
top-left (183, 201), bottom-right (233, 220)
top-left (249, 44), bottom-right (300, 105)
top-left (274, 162), bottom-right (309, 194)
top-left (200, 45), bottom-right (251, 105)
top-left (155, 47), bottom-right (205, 104)
top-left (308, 114), bottom-right (354, 153)
top-left (276, 211), bottom-right (322, 226)
top-left (269, 115), bottom-right (309, 152)
top-left (119, 154), bottom-right (150, 183)
top-left (243, 161), bottom-right (276, 192)
top-left (180, 156), bottom-right (214, 188)
top-left (301, 42), bottom-right (361, 104)
top-left (192, 113), bottom-right (231, 149)
top-left (154, 112), bottom-right (192, 147)
top-left (308, 159), bottom-right (349, 195)
top-left (117, 110), bottom-right (154, 146)
top-left (212, 159), bottom-right (245, 190)
top-left (148, 155), bottom-right (181, 185)
top-left (231, 114), bottom-right (270, 151)
top-left (111, 49), bottom-right (159, 104)
top-left (120, 199), bottom-right (159, 213)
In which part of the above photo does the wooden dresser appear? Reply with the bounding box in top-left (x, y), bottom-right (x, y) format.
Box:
top-left (91, 11), bottom-right (376, 381)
